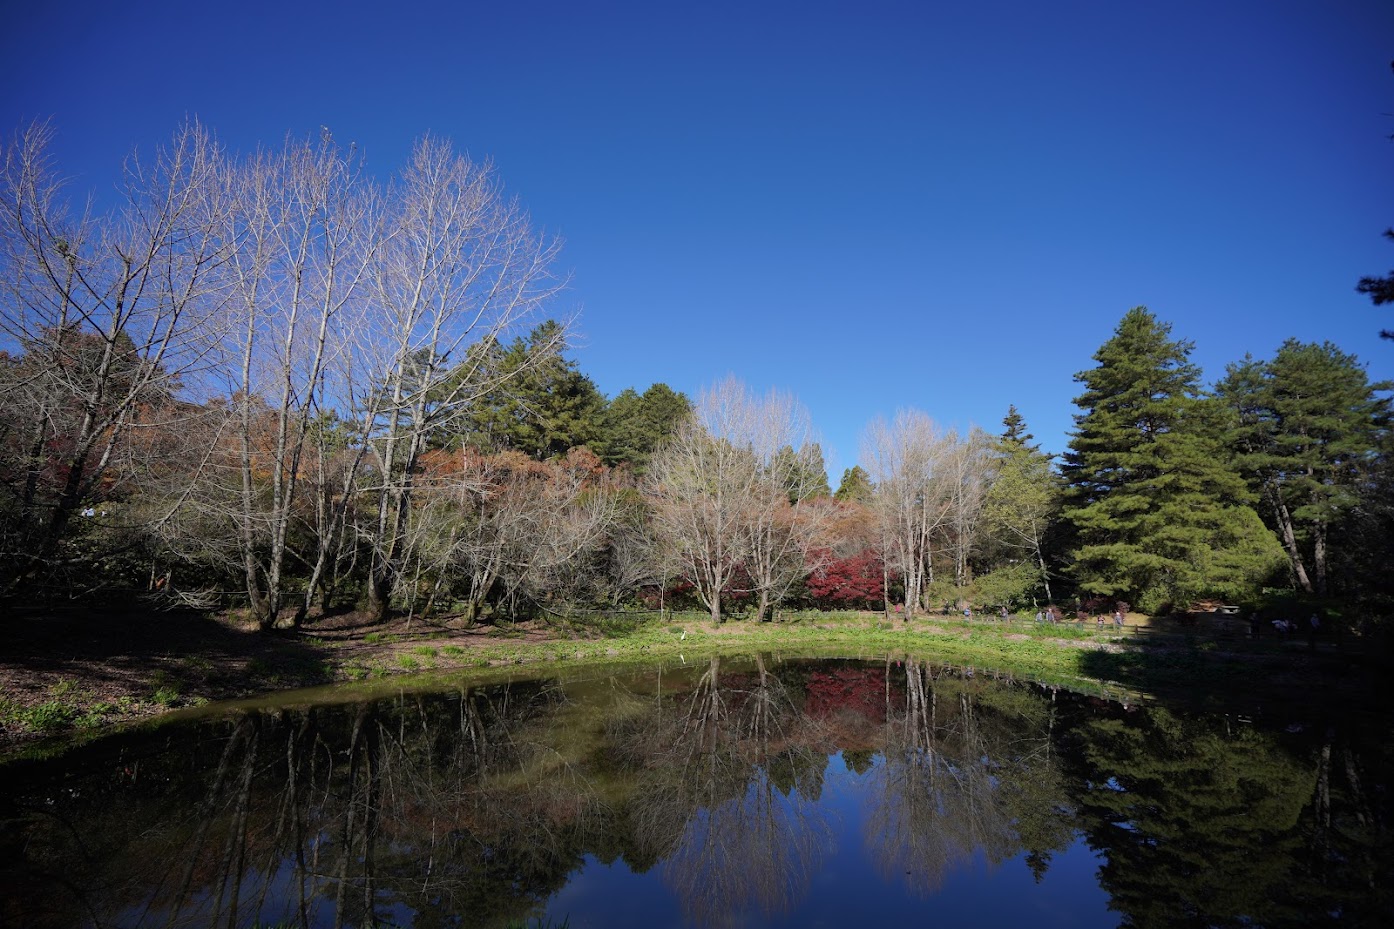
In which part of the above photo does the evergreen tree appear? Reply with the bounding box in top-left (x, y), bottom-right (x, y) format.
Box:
top-left (833, 465), bottom-right (873, 503)
top-left (1061, 308), bottom-right (1284, 612)
top-left (1356, 227), bottom-right (1394, 339)
top-left (773, 442), bottom-right (831, 502)
top-left (597, 382), bottom-right (692, 471)
top-left (1000, 403), bottom-right (1035, 447)
top-left (449, 321), bottom-right (606, 458)
top-left (981, 406), bottom-right (1059, 601)
top-left (1217, 340), bottom-right (1392, 595)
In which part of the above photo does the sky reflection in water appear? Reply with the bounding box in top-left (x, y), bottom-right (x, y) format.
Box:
top-left (1, 655), bottom-right (1388, 928)
top-left (547, 752), bottom-right (1115, 929)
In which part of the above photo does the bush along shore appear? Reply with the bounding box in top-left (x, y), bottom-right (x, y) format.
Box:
top-left (1, 607), bottom-right (1380, 757)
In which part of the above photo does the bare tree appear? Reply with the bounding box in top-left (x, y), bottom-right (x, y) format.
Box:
top-left (0, 121), bottom-right (234, 593)
top-left (211, 132), bottom-right (378, 628)
top-left (944, 427), bottom-right (993, 590)
top-left (861, 411), bottom-right (957, 619)
top-left (648, 377), bottom-right (827, 623)
top-left (357, 137), bottom-right (565, 620)
top-left (406, 448), bottom-right (618, 623)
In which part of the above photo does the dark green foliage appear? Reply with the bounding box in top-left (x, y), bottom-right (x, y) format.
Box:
top-left (833, 465), bottom-right (873, 503)
top-left (1356, 227), bottom-right (1394, 339)
top-left (1063, 707), bottom-right (1317, 928)
top-left (596, 382), bottom-right (692, 471)
top-left (1218, 340), bottom-right (1392, 596)
top-left (448, 321), bottom-right (606, 459)
top-left (1061, 308), bottom-right (1284, 612)
top-left (1000, 403), bottom-right (1035, 448)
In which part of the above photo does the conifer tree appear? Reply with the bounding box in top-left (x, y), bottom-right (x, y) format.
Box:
top-left (834, 465), bottom-right (873, 503)
top-left (1356, 227), bottom-right (1394, 339)
top-left (449, 321), bottom-right (605, 459)
top-left (773, 443), bottom-right (831, 502)
top-left (981, 405), bottom-right (1059, 601)
top-left (1217, 340), bottom-right (1391, 595)
top-left (597, 382), bottom-right (692, 471)
top-left (1061, 308), bottom-right (1283, 612)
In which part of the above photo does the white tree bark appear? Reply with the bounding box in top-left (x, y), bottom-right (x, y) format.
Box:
top-left (0, 121), bottom-right (234, 591)
top-left (862, 411), bottom-right (957, 619)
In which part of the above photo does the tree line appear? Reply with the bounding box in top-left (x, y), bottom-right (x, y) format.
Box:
top-left (2, 124), bottom-right (1391, 630)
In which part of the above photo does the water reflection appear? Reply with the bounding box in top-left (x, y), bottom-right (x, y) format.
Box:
top-left (0, 657), bottom-right (1388, 928)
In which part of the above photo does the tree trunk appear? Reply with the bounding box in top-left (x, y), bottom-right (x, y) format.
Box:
top-left (1036, 546), bottom-right (1053, 603)
top-left (882, 558), bottom-right (892, 622)
top-left (1268, 487), bottom-right (1314, 593)
top-left (366, 570), bottom-right (392, 623)
top-left (1313, 523), bottom-right (1328, 596)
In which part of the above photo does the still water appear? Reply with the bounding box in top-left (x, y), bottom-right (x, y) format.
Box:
top-left (1, 655), bottom-right (1389, 928)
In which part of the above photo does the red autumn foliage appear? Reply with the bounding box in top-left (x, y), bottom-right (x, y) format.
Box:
top-left (804, 548), bottom-right (885, 610)
top-left (803, 668), bottom-right (892, 724)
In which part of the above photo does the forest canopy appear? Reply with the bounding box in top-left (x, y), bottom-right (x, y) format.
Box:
top-left (2, 124), bottom-right (1391, 633)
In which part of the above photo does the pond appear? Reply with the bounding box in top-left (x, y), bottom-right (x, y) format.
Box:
top-left (1, 655), bottom-right (1390, 928)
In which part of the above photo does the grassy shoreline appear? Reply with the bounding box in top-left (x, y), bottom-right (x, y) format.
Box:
top-left (1, 609), bottom-right (1376, 757)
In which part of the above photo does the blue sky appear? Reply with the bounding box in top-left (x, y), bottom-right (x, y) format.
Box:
top-left (3, 0), bottom-right (1392, 480)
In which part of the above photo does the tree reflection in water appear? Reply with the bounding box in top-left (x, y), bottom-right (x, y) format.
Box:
top-left (0, 657), bottom-right (1389, 929)
top-left (621, 654), bottom-right (835, 924)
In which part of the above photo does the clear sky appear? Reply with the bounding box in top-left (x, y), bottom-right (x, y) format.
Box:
top-left (3, 0), bottom-right (1392, 480)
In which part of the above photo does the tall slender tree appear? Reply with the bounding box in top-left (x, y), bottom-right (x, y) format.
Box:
top-left (360, 138), bottom-right (564, 621)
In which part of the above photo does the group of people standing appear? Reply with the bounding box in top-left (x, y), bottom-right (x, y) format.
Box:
top-left (1029, 606), bottom-right (1126, 628)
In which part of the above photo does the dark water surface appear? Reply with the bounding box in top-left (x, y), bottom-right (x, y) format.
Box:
top-left (1, 655), bottom-right (1390, 928)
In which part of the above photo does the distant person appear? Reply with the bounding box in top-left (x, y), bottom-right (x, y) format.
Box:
top-left (1035, 609), bottom-right (1044, 623)
top-left (1113, 609), bottom-right (1124, 629)
top-left (1000, 606), bottom-right (1009, 622)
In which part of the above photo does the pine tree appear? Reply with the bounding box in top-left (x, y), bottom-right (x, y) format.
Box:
top-left (1001, 404), bottom-right (1035, 447)
top-left (1217, 340), bottom-right (1392, 595)
top-left (597, 382), bottom-right (692, 471)
top-left (448, 321), bottom-right (606, 459)
top-left (1061, 308), bottom-right (1283, 612)
top-left (1356, 227), bottom-right (1394, 339)
top-left (834, 465), bottom-right (873, 503)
